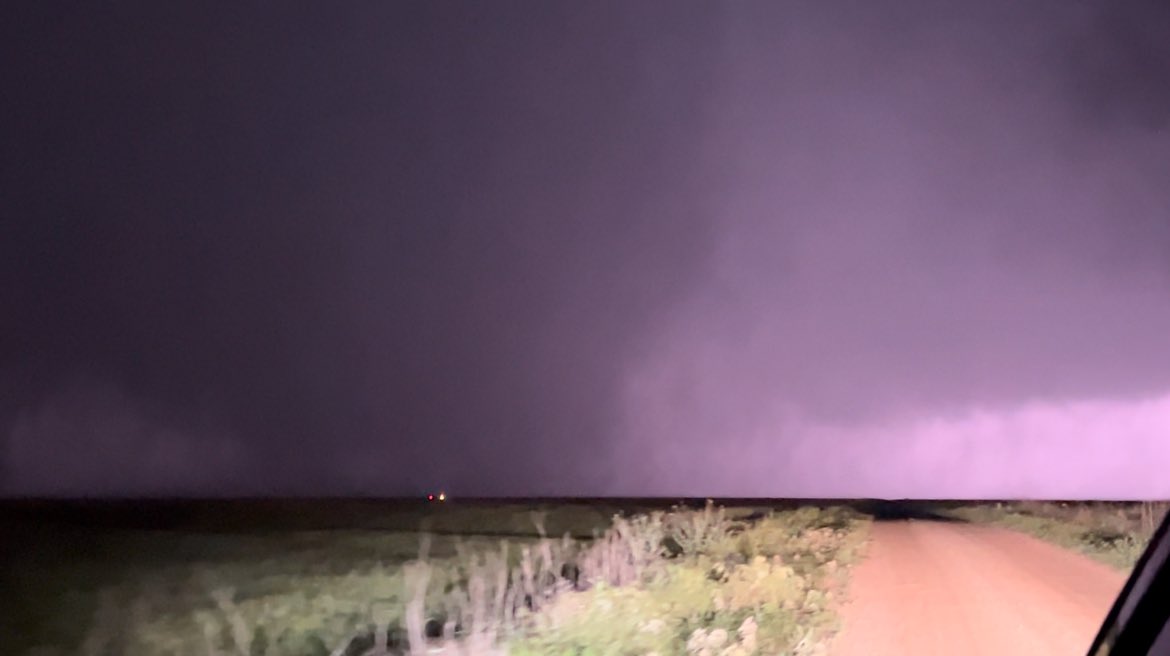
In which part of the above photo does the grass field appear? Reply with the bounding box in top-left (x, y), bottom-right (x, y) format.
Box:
top-left (1, 498), bottom-right (870, 656)
top-left (945, 500), bottom-right (1169, 571)
top-left (7, 498), bottom-right (1163, 655)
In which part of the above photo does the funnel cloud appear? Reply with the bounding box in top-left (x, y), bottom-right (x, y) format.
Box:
top-left (2, 1), bottom-right (1168, 498)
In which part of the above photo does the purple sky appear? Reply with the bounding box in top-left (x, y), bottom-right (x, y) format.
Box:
top-left (2, 1), bottom-right (1169, 498)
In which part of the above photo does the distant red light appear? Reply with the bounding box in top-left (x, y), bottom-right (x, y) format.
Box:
top-left (427, 494), bottom-right (434, 501)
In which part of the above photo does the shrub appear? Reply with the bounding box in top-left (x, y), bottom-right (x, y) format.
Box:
top-left (69, 504), bottom-right (869, 656)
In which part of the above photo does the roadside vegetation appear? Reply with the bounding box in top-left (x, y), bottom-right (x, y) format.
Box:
top-left (948, 500), bottom-right (1168, 571)
top-left (3, 502), bottom-right (618, 656)
top-left (506, 504), bottom-right (868, 656)
top-left (7, 501), bottom-right (870, 656)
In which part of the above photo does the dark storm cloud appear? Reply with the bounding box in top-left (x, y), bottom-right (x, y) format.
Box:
top-left (1, 2), bottom-right (724, 495)
top-left (2, 1), bottom-right (1169, 498)
top-left (7, 375), bottom-right (249, 496)
top-left (617, 0), bottom-right (1170, 498)
top-left (1065, 0), bottom-right (1170, 131)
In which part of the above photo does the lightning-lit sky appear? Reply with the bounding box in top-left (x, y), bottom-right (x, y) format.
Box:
top-left (2, 1), bottom-right (1169, 499)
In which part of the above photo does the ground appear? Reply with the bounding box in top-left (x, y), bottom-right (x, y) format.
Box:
top-left (3, 499), bottom-right (1158, 655)
top-left (831, 519), bottom-right (1126, 655)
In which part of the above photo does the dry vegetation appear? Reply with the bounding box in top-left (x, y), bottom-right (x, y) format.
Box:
top-left (948, 500), bottom-right (1169, 571)
top-left (9, 502), bottom-right (870, 656)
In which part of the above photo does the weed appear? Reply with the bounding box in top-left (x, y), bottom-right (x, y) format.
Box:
top-left (25, 503), bottom-right (870, 656)
top-left (950, 501), bottom-right (1168, 571)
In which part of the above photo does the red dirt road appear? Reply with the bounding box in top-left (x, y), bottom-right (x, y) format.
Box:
top-left (831, 520), bottom-right (1127, 655)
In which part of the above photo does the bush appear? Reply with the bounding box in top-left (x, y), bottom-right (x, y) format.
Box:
top-left (68, 504), bottom-right (870, 656)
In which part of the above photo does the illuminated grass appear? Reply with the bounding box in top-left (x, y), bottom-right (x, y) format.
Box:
top-left (5, 502), bottom-right (621, 656)
top-left (506, 504), bottom-right (870, 656)
top-left (6, 502), bottom-right (870, 656)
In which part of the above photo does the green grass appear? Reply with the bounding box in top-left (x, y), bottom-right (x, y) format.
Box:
top-left (947, 501), bottom-right (1167, 572)
top-left (2, 500), bottom-right (870, 656)
top-left (506, 504), bottom-right (870, 656)
top-left (2, 501), bottom-right (623, 656)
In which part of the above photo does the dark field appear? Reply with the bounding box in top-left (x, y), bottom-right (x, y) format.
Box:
top-left (1, 498), bottom-right (1162, 655)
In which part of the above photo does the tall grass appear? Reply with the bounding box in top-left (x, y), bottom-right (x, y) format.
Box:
top-left (951, 500), bottom-right (1169, 572)
top-left (62, 502), bottom-right (869, 656)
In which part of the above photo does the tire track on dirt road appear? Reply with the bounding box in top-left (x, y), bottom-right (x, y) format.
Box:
top-left (831, 520), bottom-right (1126, 655)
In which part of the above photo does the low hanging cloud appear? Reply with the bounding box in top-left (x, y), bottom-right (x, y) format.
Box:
top-left (5, 377), bottom-right (250, 497)
top-left (812, 391), bottom-right (1170, 500)
top-left (621, 387), bottom-right (1170, 500)
top-left (893, 393), bottom-right (1170, 499)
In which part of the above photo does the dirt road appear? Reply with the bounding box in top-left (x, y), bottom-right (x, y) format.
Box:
top-left (831, 520), bottom-right (1127, 655)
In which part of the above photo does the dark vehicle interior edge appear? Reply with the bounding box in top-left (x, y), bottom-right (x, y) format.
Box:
top-left (1089, 508), bottom-right (1170, 655)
